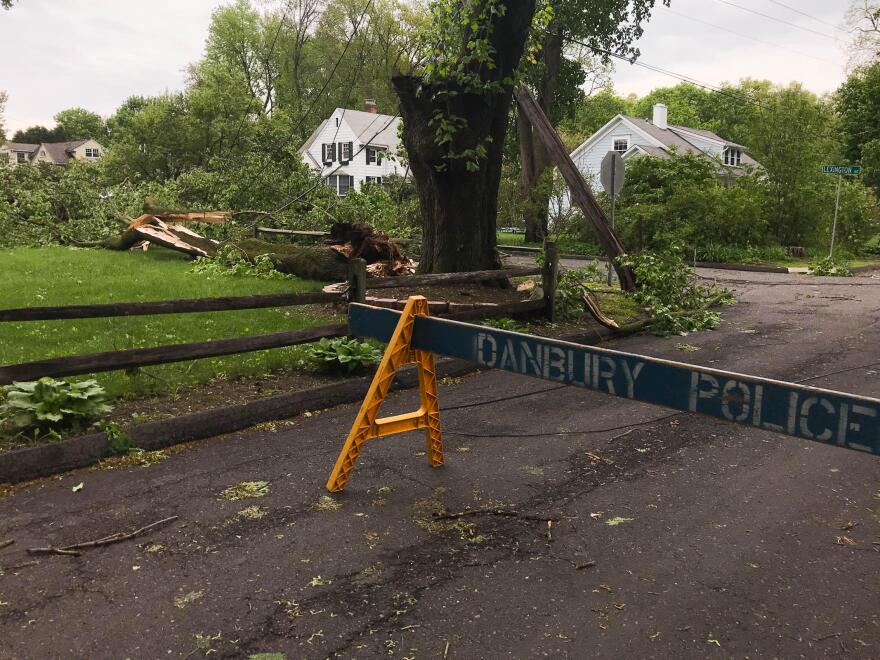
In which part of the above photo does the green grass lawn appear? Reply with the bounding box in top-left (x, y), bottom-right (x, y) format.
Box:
top-left (1, 247), bottom-right (339, 399)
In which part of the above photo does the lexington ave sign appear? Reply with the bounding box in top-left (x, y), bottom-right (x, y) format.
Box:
top-left (349, 304), bottom-right (880, 456)
top-left (822, 165), bottom-right (862, 176)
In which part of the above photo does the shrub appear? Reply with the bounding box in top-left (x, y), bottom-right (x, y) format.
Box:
top-left (864, 235), bottom-right (880, 256)
top-left (481, 317), bottom-right (528, 333)
top-left (306, 337), bottom-right (383, 374)
top-left (808, 257), bottom-right (852, 277)
top-left (0, 378), bottom-right (113, 431)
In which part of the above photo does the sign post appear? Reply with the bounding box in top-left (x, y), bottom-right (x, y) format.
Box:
top-left (600, 152), bottom-right (626, 285)
top-left (822, 165), bottom-right (862, 259)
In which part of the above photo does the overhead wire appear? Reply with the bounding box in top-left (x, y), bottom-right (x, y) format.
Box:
top-left (664, 7), bottom-right (842, 68)
top-left (764, 0), bottom-right (851, 35)
top-left (710, 0), bottom-right (844, 42)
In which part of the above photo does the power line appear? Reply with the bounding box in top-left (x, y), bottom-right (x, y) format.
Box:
top-left (710, 0), bottom-right (843, 42)
top-left (665, 7), bottom-right (842, 68)
top-left (287, 0), bottom-right (374, 141)
top-left (764, 0), bottom-right (850, 35)
top-left (225, 0), bottom-right (375, 218)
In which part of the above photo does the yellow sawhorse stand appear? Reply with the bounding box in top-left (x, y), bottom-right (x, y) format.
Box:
top-left (326, 296), bottom-right (443, 493)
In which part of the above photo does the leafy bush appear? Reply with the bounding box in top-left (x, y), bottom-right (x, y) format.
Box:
top-left (808, 257), bottom-right (852, 277)
top-left (864, 235), bottom-right (880, 256)
top-left (0, 378), bottom-right (113, 431)
top-left (306, 337), bottom-right (383, 374)
top-left (190, 245), bottom-right (289, 280)
top-left (621, 250), bottom-right (736, 336)
top-left (481, 317), bottom-right (528, 333)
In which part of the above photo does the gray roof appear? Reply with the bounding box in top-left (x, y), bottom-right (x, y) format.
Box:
top-left (300, 119), bottom-right (328, 159)
top-left (670, 124), bottom-right (747, 150)
top-left (4, 142), bottom-right (38, 152)
top-left (623, 116), bottom-right (703, 154)
top-left (41, 140), bottom-right (88, 165)
top-left (626, 144), bottom-right (671, 159)
top-left (300, 109), bottom-right (400, 154)
top-left (342, 109), bottom-right (399, 145)
top-left (622, 115), bottom-right (759, 168)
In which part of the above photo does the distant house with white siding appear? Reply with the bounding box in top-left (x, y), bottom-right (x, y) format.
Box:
top-left (570, 104), bottom-right (760, 183)
top-left (1, 139), bottom-right (105, 167)
top-left (300, 100), bottom-right (404, 195)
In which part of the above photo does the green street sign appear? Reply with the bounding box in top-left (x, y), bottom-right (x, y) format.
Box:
top-left (822, 165), bottom-right (861, 175)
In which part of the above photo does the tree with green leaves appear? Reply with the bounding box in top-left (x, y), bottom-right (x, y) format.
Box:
top-left (516, 0), bottom-right (669, 242)
top-left (837, 61), bottom-right (880, 195)
top-left (12, 125), bottom-right (65, 144)
top-left (54, 107), bottom-right (107, 142)
top-left (393, 0), bottom-right (537, 273)
top-left (560, 89), bottom-right (634, 148)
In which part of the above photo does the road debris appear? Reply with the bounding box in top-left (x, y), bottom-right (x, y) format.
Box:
top-left (606, 517), bottom-right (634, 526)
top-left (220, 481), bottom-right (269, 501)
top-left (27, 516), bottom-right (179, 557)
top-left (435, 508), bottom-right (560, 522)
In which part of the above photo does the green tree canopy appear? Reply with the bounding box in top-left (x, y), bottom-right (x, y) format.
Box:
top-left (54, 107), bottom-right (107, 142)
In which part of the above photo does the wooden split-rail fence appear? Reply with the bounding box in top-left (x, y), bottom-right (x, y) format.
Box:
top-left (0, 246), bottom-right (558, 386)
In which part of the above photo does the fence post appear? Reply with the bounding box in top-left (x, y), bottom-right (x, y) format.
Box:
top-left (542, 240), bottom-right (558, 321)
top-left (349, 258), bottom-right (367, 304)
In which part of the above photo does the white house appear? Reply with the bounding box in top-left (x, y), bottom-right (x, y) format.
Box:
top-left (300, 100), bottom-right (404, 195)
top-left (1, 139), bottom-right (105, 167)
top-left (570, 104), bottom-right (760, 183)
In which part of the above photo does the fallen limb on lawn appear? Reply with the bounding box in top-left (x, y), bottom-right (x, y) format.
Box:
top-left (27, 515), bottom-right (179, 557)
top-left (102, 215), bottom-right (219, 257)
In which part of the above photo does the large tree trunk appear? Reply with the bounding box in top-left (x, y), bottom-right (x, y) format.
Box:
top-left (519, 28), bottom-right (564, 243)
top-left (392, 0), bottom-right (536, 273)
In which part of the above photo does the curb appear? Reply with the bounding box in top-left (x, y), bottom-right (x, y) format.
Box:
top-left (499, 245), bottom-right (791, 274)
top-left (0, 329), bottom-right (614, 485)
top-left (851, 264), bottom-right (880, 275)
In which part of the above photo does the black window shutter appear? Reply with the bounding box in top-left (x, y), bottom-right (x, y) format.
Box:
top-left (347, 142), bottom-right (353, 161)
top-left (331, 143), bottom-right (337, 162)
top-left (321, 144), bottom-right (328, 161)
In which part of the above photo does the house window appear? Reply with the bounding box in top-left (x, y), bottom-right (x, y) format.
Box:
top-left (339, 141), bottom-right (353, 162)
top-left (613, 138), bottom-right (629, 154)
top-left (365, 176), bottom-right (383, 186)
top-left (322, 143), bottom-right (337, 163)
top-left (85, 148), bottom-right (100, 158)
top-left (366, 146), bottom-right (384, 165)
top-left (16, 152), bottom-right (27, 163)
top-left (724, 148), bottom-right (742, 166)
top-left (325, 175), bottom-right (355, 196)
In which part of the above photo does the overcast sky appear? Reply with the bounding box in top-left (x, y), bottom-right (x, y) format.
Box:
top-left (0, 0), bottom-right (854, 135)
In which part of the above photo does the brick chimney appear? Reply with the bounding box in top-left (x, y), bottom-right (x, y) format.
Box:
top-left (364, 99), bottom-right (378, 114)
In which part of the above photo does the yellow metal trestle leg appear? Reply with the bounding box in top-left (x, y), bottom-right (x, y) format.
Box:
top-left (326, 296), bottom-right (443, 493)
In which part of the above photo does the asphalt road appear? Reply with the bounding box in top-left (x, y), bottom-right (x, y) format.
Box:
top-left (1, 271), bottom-right (879, 659)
